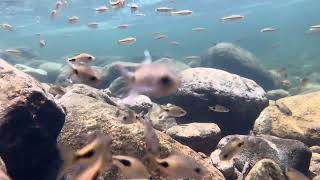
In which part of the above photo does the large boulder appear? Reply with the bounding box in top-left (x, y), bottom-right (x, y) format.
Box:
top-left (154, 68), bottom-right (268, 134)
top-left (0, 59), bottom-right (65, 180)
top-left (166, 123), bottom-right (221, 155)
top-left (244, 159), bottom-right (285, 180)
top-left (201, 43), bottom-right (279, 90)
top-left (254, 91), bottom-right (320, 146)
top-left (210, 134), bottom-right (311, 180)
top-left (57, 86), bottom-right (225, 179)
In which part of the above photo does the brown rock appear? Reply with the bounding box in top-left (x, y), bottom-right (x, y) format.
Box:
top-left (244, 159), bottom-right (285, 180)
top-left (254, 91), bottom-right (320, 146)
top-left (310, 153), bottom-right (320, 177)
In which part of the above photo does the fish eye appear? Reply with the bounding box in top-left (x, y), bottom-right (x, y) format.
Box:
top-left (223, 154), bottom-right (228, 159)
top-left (88, 56), bottom-right (93, 60)
top-left (90, 76), bottom-right (97, 81)
top-left (164, 108), bottom-right (169, 112)
top-left (74, 69), bottom-right (79, 75)
top-left (238, 142), bottom-right (244, 147)
top-left (119, 159), bottom-right (131, 167)
top-left (159, 75), bottom-right (172, 86)
top-left (159, 161), bottom-right (169, 168)
top-left (194, 167), bottom-right (202, 174)
top-left (123, 116), bottom-right (127, 121)
top-left (69, 58), bottom-right (76, 62)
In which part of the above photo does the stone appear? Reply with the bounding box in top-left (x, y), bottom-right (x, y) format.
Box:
top-left (154, 58), bottom-right (190, 72)
top-left (14, 64), bottom-right (48, 82)
top-left (201, 42), bottom-right (279, 90)
top-left (107, 77), bottom-right (127, 97)
top-left (310, 152), bottom-right (320, 177)
top-left (125, 95), bottom-right (153, 114)
top-left (0, 59), bottom-right (65, 180)
top-left (254, 91), bottom-right (320, 146)
top-left (38, 62), bottom-right (63, 83)
top-left (244, 159), bottom-right (285, 180)
top-left (57, 87), bottom-right (225, 180)
top-left (154, 68), bottom-right (268, 134)
top-left (210, 134), bottom-right (311, 179)
top-left (166, 123), bottom-right (221, 154)
top-left (266, 89), bottom-right (290, 100)
top-left (310, 146), bottom-right (320, 154)
top-left (147, 103), bottom-right (178, 131)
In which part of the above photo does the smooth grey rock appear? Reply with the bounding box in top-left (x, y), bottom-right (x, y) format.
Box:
top-left (266, 89), bottom-right (290, 100)
top-left (201, 42), bottom-right (279, 90)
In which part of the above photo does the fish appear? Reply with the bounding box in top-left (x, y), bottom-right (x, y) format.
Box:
top-left (170, 41), bottom-right (180, 46)
top-left (118, 37), bottom-right (136, 45)
top-left (192, 27), bottom-right (206, 32)
top-left (260, 27), bottom-right (277, 33)
top-left (219, 137), bottom-right (246, 161)
top-left (156, 154), bottom-right (206, 180)
top-left (159, 103), bottom-right (187, 118)
top-left (110, 0), bottom-right (125, 7)
top-left (185, 56), bottom-right (201, 60)
top-left (135, 13), bottom-right (146, 16)
top-left (310, 25), bottom-right (320, 29)
top-left (68, 16), bottom-right (79, 24)
top-left (1, 23), bottom-right (13, 31)
top-left (129, 2), bottom-right (139, 12)
top-left (59, 134), bottom-right (112, 180)
top-left (143, 115), bottom-right (160, 156)
top-left (221, 15), bottom-right (244, 22)
top-left (285, 167), bottom-right (310, 180)
top-left (275, 101), bottom-right (292, 116)
top-left (156, 7), bottom-right (173, 13)
top-left (87, 22), bottom-right (99, 29)
top-left (55, 1), bottom-right (63, 10)
top-left (117, 50), bottom-right (181, 104)
top-left (154, 34), bottom-right (168, 40)
top-left (308, 25), bottom-right (320, 33)
top-left (171, 10), bottom-right (193, 16)
top-left (95, 6), bottom-right (109, 13)
top-left (50, 9), bottom-right (58, 20)
top-left (208, 105), bottom-right (230, 113)
top-left (68, 64), bottom-right (102, 87)
top-left (3, 49), bottom-right (21, 56)
top-left (117, 24), bottom-right (129, 29)
top-left (39, 39), bottom-right (46, 48)
top-left (67, 53), bottom-right (95, 65)
top-left (112, 155), bottom-right (151, 179)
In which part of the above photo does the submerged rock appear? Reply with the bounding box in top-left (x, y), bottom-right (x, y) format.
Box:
top-left (266, 89), bottom-right (290, 100)
top-left (14, 64), bottom-right (48, 82)
top-left (201, 42), bottom-right (279, 90)
top-left (38, 62), bottom-right (63, 83)
top-left (254, 91), bottom-right (320, 146)
top-left (310, 152), bottom-right (320, 177)
top-left (210, 134), bottom-right (311, 179)
top-left (57, 87), bottom-right (225, 179)
top-left (154, 58), bottom-right (190, 72)
top-left (166, 123), bottom-right (221, 155)
top-left (154, 68), bottom-right (268, 134)
top-left (244, 159), bottom-right (285, 180)
top-left (0, 59), bottom-right (65, 180)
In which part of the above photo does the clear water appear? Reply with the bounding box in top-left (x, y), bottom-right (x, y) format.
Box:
top-left (0, 0), bottom-right (319, 76)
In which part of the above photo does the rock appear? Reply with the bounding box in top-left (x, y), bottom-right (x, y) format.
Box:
top-left (311, 146), bottom-right (320, 154)
top-left (14, 64), bottom-right (48, 82)
top-left (201, 43), bottom-right (279, 90)
top-left (244, 159), bottom-right (285, 180)
top-left (310, 152), bottom-right (320, 177)
top-left (57, 87), bottom-right (225, 180)
top-left (266, 89), bottom-right (290, 100)
top-left (147, 103), bottom-right (178, 131)
top-left (0, 59), bottom-right (65, 180)
top-left (38, 62), bottom-right (63, 83)
top-left (254, 91), bottom-right (320, 146)
top-left (314, 175), bottom-right (320, 180)
top-left (154, 58), bottom-right (190, 72)
top-left (154, 68), bottom-right (268, 134)
top-left (108, 77), bottom-right (127, 97)
top-left (166, 123), bottom-right (221, 154)
top-left (210, 134), bottom-right (311, 179)
top-left (125, 95), bottom-right (153, 114)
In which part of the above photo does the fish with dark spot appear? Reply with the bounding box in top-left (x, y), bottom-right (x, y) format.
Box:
top-left (219, 137), bottom-right (246, 161)
top-left (275, 101), bottom-right (292, 116)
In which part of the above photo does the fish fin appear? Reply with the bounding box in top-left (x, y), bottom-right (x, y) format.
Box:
top-left (142, 50), bottom-right (152, 64)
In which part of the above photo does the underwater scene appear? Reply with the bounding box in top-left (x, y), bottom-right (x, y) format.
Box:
top-left (0, 0), bottom-right (320, 179)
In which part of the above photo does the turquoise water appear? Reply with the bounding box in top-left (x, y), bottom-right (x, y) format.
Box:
top-left (0, 0), bottom-right (320, 70)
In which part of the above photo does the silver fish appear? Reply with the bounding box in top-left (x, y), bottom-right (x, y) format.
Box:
top-left (209, 105), bottom-right (230, 113)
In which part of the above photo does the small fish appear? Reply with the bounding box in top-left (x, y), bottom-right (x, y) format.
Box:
top-left (112, 155), bottom-right (150, 179)
top-left (48, 85), bottom-right (66, 96)
top-left (95, 6), bottom-right (109, 13)
top-left (143, 116), bottom-right (160, 156)
top-left (275, 101), bottom-right (292, 116)
top-left (118, 37), bottom-right (136, 45)
top-left (50, 9), bottom-right (59, 20)
top-left (221, 15), bottom-right (244, 22)
top-left (192, 27), bottom-right (206, 32)
top-left (68, 64), bottom-right (102, 87)
top-left (129, 2), bottom-right (139, 12)
top-left (208, 105), bottom-right (230, 113)
top-left (156, 7), bottom-right (173, 13)
top-left (87, 22), bottom-right (99, 29)
top-left (310, 24), bottom-right (320, 29)
top-left (308, 27), bottom-right (320, 33)
top-left (39, 39), bottom-right (46, 48)
top-left (109, 0), bottom-right (125, 6)
top-left (260, 27), bottom-right (277, 33)
top-left (185, 56), bottom-right (201, 60)
top-left (285, 167), bottom-right (310, 180)
top-left (4, 49), bottom-right (21, 56)
top-left (55, 1), bottom-right (63, 10)
top-left (135, 13), bottom-right (146, 16)
top-left (171, 10), bottom-right (193, 16)
top-left (117, 50), bottom-right (181, 104)
top-left (170, 41), bottom-right (180, 46)
top-left (154, 34), bottom-right (168, 40)
top-left (117, 24), bottom-right (129, 29)
top-left (160, 103), bottom-right (187, 118)
top-left (1, 23), bottom-right (13, 31)
top-left (67, 53), bottom-right (95, 65)
top-left (68, 16), bottom-right (79, 24)
top-left (219, 137), bottom-right (246, 161)
top-left (156, 154), bottom-right (206, 180)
